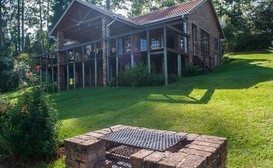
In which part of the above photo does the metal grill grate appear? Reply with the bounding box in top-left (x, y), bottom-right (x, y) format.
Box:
top-left (103, 128), bottom-right (186, 151)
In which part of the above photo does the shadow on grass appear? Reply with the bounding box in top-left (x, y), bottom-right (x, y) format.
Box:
top-left (51, 57), bottom-right (273, 122)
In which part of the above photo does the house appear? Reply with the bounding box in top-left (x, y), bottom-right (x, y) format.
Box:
top-left (34, 0), bottom-right (225, 92)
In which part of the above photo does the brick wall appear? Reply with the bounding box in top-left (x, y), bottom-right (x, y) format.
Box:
top-left (64, 125), bottom-right (227, 168)
top-left (187, 0), bottom-right (221, 67)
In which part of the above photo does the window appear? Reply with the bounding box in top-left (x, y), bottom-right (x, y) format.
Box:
top-left (150, 33), bottom-right (162, 49)
top-left (140, 38), bottom-right (147, 51)
top-left (151, 38), bottom-right (160, 49)
top-left (180, 35), bottom-right (184, 51)
top-left (125, 36), bottom-right (131, 53)
top-left (200, 30), bottom-right (209, 54)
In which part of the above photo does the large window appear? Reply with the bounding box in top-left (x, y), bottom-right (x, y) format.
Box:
top-left (200, 29), bottom-right (209, 54)
top-left (140, 38), bottom-right (147, 51)
top-left (119, 36), bottom-right (131, 54)
top-left (150, 33), bottom-right (162, 49)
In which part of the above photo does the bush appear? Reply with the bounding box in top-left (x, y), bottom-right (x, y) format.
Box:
top-left (184, 64), bottom-right (203, 76)
top-left (0, 87), bottom-right (60, 160)
top-left (0, 56), bottom-right (19, 92)
top-left (168, 74), bottom-right (178, 83)
top-left (222, 57), bottom-right (233, 64)
top-left (109, 62), bottom-right (165, 87)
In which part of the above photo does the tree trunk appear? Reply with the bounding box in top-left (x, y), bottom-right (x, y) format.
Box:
top-left (0, 0), bottom-right (3, 49)
top-left (17, 0), bottom-right (21, 54)
top-left (47, 0), bottom-right (50, 51)
top-left (21, 0), bottom-right (24, 52)
top-left (39, 0), bottom-right (45, 53)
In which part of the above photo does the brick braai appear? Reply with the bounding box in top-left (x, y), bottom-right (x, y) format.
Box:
top-left (64, 125), bottom-right (227, 168)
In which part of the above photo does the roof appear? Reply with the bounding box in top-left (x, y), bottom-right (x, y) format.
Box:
top-left (50, 0), bottom-right (224, 39)
top-left (131, 0), bottom-right (203, 25)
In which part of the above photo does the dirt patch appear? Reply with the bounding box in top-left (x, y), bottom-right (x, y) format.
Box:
top-left (0, 147), bottom-right (64, 168)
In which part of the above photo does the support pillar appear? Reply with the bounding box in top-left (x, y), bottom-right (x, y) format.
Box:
top-left (131, 35), bottom-right (134, 67)
top-left (45, 55), bottom-right (48, 91)
top-left (163, 27), bottom-right (168, 86)
top-left (51, 54), bottom-right (54, 93)
top-left (183, 21), bottom-right (188, 54)
top-left (147, 31), bottom-right (151, 73)
top-left (106, 40), bottom-right (110, 82)
top-left (102, 16), bottom-right (107, 87)
top-left (56, 31), bottom-right (65, 92)
top-left (82, 46), bottom-right (85, 88)
top-left (177, 35), bottom-right (182, 77)
top-left (73, 63), bottom-right (76, 90)
top-left (116, 38), bottom-right (119, 86)
top-left (66, 50), bottom-right (70, 90)
top-left (94, 48), bottom-right (98, 87)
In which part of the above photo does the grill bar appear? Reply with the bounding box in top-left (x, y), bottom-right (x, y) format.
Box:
top-left (103, 128), bottom-right (186, 151)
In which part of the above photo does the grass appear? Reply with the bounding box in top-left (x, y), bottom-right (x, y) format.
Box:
top-left (1, 51), bottom-right (273, 167)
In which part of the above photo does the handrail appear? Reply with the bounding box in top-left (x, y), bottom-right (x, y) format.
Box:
top-left (192, 42), bottom-right (212, 71)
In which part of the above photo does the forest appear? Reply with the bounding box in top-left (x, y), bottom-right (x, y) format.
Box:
top-left (0, 0), bottom-right (272, 92)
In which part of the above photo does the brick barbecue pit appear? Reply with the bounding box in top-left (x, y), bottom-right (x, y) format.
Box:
top-left (64, 125), bottom-right (227, 168)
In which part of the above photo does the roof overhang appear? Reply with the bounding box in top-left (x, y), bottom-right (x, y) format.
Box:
top-left (49, 0), bottom-right (139, 38)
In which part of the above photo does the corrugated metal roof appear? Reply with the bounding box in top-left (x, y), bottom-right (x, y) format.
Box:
top-left (131, 0), bottom-right (203, 25)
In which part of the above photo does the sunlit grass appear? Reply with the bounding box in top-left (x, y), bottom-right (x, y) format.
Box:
top-left (1, 51), bottom-right (273, 168)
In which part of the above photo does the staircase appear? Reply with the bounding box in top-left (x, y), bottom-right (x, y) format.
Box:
top-left (192, 43), bottom-right (213, 72)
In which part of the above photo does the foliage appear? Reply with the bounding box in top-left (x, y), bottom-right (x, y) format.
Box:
top-left (184, 64), bottom-right (203, 76)
top-left (0, 52), bottom-right (19, 92)
top-left (214, 0), bottom-right (273, 52)
top-left (0, 68), bottom-right (59, 160)
top-left (109, 62), bottom-right (165, 87)
top-left (0, 87), bottom-right (59, 160)
top-left (222, 56), bottom-right (233, 64)
top-left (268, 41), bottom-right (273, 53)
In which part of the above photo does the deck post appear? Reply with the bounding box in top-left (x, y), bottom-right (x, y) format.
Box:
top-left (131, 35), bottom-right (134, 67)
top-left (66, 50), bottom-right (70, 90)
top-left (177, 35), bottom-right (182, 77)
top-left (73, 49), bottom-right (76, 90)
top-left (82, 46), bottom-right (85, 88)
top-left (163, 27), bottom-right (168, 85)
top-left (183, 21), bottom-right (188, 54)
top-left (102, 16), bottom-right (107, 87)
top-left (51, 54), bottom-right (54, 93)
top-left (73, 63), bottom-right (76, 90)
top-left (94, 45), bottom-right (98, 87)
top-left (89, 64), bottom-right (92, 87)
top-left (115, 38), bottom-right (119, 87)
top-left (56, 31), bottom-right (64, 92)
top-left (45, 55), bottom-right (48, 92)
top-left (147, 31), bottom-right (151, 73)
top-left (106, 40), bottom-right (110, 82)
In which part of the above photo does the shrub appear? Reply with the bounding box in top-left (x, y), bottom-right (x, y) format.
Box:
top-left (0, 56), bottom-right (18, 92)
top-left (0, 71), bottom-right (60, 160)
top-left (109, 62), bottom-right (165, 87)
top-left (168, 74), bottom-right (178, 83)
top-left (184, 64), bottom-right (203, 76)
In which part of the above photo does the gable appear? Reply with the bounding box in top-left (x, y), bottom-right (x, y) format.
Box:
top-left (188, 0), bottom-right (224, 39)
top-left (49, 0), bottom-right (138, 38)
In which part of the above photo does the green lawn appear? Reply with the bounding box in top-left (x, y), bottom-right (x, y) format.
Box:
top-left (1, 52), bottom-right (273, 168)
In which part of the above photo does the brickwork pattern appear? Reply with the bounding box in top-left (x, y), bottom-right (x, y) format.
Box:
top-left (64, 125), bottom-right (227, 168)
top-left (187, 0), bottom-right (222, 67)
